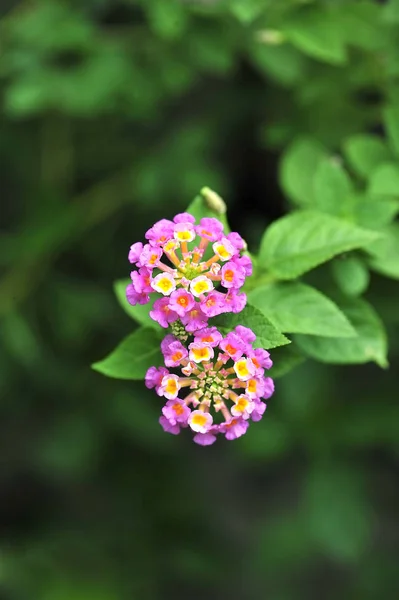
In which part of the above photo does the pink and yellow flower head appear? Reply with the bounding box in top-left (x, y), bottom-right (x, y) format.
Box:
top-left (126, 213), bottom-right (251, 330)
top-left (146, 326), bottom-right (274, 445)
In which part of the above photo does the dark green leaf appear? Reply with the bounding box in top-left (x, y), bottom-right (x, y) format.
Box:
top-left (214, 304), bottom-right (291, 350)
top-left (92, 327), bottom-right (164, 380)
top-left (267, 344), bottom-right (306, 378)
top-left (114, 279), bottom-right (160, 330)
top-left (384, 105), bottom-right (399, 155)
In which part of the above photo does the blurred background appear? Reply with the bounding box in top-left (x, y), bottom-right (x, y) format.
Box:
top-left (1, 1), bottom-right (399, 599)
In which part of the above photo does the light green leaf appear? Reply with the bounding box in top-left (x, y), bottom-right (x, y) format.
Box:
top-left (259, 211), bottom-right (378, 280)
top-left (92, 327), bottom-right (164, 380)
top-left (366, 224), bottom-right (399, 279)
top-left (384, 105), bottom-right (399, 155)
top-left (348, 192), bottom-right (399, 230)
top-left (383, 0), bottom-right (399, 23)
top-left (280, 138), bottom-right (327, 206)
top-left (230, 0), bottom-right (264, 23)
top-left (248, 282), bottom-right (356, 337)
top-left (343, 134), bottom-right (391, 178)
top-left (283, 8), bottom-right (347, 65)
top-left (313, 157), bottom-right (352, 215)
top-left (296, 298), bottom-right (388, 368)
top-left (114, 279), bottom-right (160, 330)
top-left (186, 189), bottom-right (230, 233)
top-left (331, 256), bottom-right (370, 297)
top-left (214, 304), bottom-right (291, 350)
top-left (368, 163), bottom-right (399, 195)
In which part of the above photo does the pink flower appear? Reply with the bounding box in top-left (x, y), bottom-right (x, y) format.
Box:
top-left (195, 217), bottom-right (224, 241)
top-left (159, 374), bottom-right (181, 400)
top-left (262, 377), bottom-right (275, 399)
top-left (219, 332), bottom-right (245, 361)
top-left (159, 416), bottom-right (180, 435)
top-left (232, 254), bottom-right (252, 276)
top-left (251, 400), bottom-right (267, 422)
top-left (174, 222), bottom-right (196, 243)
top-left (251, 347), bottom-right (273, 371)
top-left (168, 289), bottom-right (195, 317)
top-left (190, 275), bottom-right (214, 298)
top-left (200, 290), bottom-right (225, 317)
top-left (220, 262), bottom-right (246, 289)
top-left (212, 237), bottom-right (236, 261)
top-left (145, 366), bottom-right (168, 395)
top-left (151, 272), bottom-right (176, 296)
top-left (227, 231), bottom-right (245, 250)
top-left (235, 325), bottom-right (256, 345)
top-left (162, 339), bottom-right (189, 367)
top-left (131, 268), bottom-right (152, 293)
top-left (126, 283), bottom-right (149, 306)
top-left (127, 212), bottom-right (252, 329)
top-left (193, 432), bottom-right (217, 446)
top-left (150, 298), bottom-right (179, 328)
top-left (193, 327), bottom-right (223, 347)
top-left (231, 395), bottom-right (254, 419)
top-left (173, 213), bottom-right (196, 224)
top-left (222, 418), bottom-right (249, 440)
top-left (138, 244), bottom-right (163, 269)
top-left (146, 327), bottom-right (274, 445)
top-left (145, 219), bottom-right (174, 245)
top-left (189, 342), bottom-right (214, 363)
top-left (223, 289), bottom-right (247, 313)
top-left (181, 306), bottom-right (208, 332)
top-left (188, 410), bottom-right (213, 433)
top-left (162, 399), bottom-right (191, 425)
top-left (129, 242), bottom-right (143, 264)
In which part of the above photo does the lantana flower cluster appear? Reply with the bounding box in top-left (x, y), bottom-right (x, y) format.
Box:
top-left (145, 326), bottom-right (274, 445)
top-left (126, 213), bottom-right (251, 331)
top-left (127, 211), bottom-right (274, 445)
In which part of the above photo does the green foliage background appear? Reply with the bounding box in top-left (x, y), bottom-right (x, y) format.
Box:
top-left (1, 1), bottom-right (399, 598)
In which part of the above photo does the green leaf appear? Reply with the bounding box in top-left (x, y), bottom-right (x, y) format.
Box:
top-left (383, 0), bottom-right (399, 23)
top-left (114, 279), bottom-right (161, 330)
top-left (214, 304), bottom-right (291, 350)
top-left (279, 138), bottom-right (327, 206)
top-left (313, 157), bottom-right (352, 215)
top-left (259, 211), bottom-right (378, 280)
top-left (304, 462), bottom-right (371, 562)
top-left (283, 8), bottom-right (347, 65)
top-left (230, 0), bottom-right (264, 23)
top-left (331, 256), bottom-right (370, 296)
top-left (248, 282), bottom-right (356, 337)
top-left (92, 327), bottom-right (164, 380)
top-left (366, 224), bottom-right (399, 279)
top-left (368, 163), bottom-right (399, 195)
top-left (384, 105), bottom-right (399, 156)
top-left (296, 298), bottom-right (388, 368)
top-left (348, 192), bottom-right (399, 230)
top-left (267, 345), bottom-right (306, 378)
top-left (343, 134), bottom-right (391, 178)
